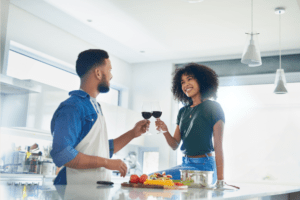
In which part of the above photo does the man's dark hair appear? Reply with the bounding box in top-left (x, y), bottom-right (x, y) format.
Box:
top-left (172, 63), bottom-right (219, 105)
top-left (76, 49), bottom-right (109, 78)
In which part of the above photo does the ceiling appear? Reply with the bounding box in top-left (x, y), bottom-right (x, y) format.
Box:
top-left (10, 0), bottom-right (300, 64)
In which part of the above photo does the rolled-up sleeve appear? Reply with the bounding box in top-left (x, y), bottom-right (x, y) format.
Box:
top-left (109, 139), bottom-right (114, 158)
top-left (50, 105), bottom-right (81, 167)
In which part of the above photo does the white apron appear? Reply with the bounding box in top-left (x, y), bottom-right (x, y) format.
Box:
top-left (66, 103), bottom-right (111, 185)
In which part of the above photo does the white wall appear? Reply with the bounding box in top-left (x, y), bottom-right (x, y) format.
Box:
top-left (6, 4), bottom-right (132, 108)
top-left (0, 0), bottom-right (10, 73)
top-left (130, 61), bottom-right (177, 171)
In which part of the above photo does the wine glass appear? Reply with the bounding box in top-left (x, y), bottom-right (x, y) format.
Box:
top-left (141, 102), bottom-right (152, 135)
top-left (152, 102), bottom-right (165, 134)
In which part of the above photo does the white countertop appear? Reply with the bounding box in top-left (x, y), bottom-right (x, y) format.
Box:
top-left (0, 182), bottom-right (300, 200)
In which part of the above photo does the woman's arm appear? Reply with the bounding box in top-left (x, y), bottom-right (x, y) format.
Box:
top-left (163, 125), bottom-right (181, 150)
top-left (156, 119), bottom-right (181, 150)
top-left (213, 120), bottom-right (225, 180)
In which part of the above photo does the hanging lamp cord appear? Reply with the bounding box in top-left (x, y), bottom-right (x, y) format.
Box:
top-left (279, 11), bottom-right (282, 69)
top-left (251, 0), bottom-right (253, 34)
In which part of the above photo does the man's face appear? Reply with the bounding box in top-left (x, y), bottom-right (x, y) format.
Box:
top-left (97, 59), bottom-right (113, 93)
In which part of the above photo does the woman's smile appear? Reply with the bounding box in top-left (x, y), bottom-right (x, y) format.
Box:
top-left (181, 75), bottom-right (200, 98)
top-left (185, 87), bottom-right (194, 97)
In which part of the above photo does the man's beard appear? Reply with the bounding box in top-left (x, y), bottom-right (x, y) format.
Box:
top-left (97, 74), bottom-right (110, 93)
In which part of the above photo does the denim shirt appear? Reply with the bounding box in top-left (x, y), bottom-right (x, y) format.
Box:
top-left (50, 90), bottom-right (114, 185)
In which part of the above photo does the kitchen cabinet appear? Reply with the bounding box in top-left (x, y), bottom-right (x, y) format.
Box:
top-left (0, 77), bottom-right (67, 132)
top-left (0, 75), bottom-right (41, 128)
top-left (0, 74), bottom-right (41, 95)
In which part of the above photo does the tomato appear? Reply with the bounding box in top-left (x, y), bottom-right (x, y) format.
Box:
top-left (130, 174), bottom-right (140, 184)
top-left (139, 174), bottom-right (148, 184)
top-left (175, 182), bottom-right (184, 186)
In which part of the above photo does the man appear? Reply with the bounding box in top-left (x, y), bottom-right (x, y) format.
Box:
top-left (50, 49), bottom-right (149, 185)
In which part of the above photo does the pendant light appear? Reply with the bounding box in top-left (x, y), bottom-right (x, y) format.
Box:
top-left (241, 0), bottom-right (262, 67)
top-left (274, 7), bottom-right (287, 94)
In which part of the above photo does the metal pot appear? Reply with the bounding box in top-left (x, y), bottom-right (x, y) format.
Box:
top-left (190, 170), bottom-right (214, 188)
top-left (180, 170), bottom-right (215, 188)
top-left (42, 161), bottom-right (56, 175)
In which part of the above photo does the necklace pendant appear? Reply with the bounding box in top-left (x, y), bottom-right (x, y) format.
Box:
top-left (190, 115), bottom-right (192, 118)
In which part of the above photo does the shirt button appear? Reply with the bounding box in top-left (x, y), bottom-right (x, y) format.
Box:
top-left (92, 119), bottom-right (94, 121)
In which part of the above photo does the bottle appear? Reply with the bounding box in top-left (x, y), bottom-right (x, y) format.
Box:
top-left (23, 146), bottom-right (31, 173)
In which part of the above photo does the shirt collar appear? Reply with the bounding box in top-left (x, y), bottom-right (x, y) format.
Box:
top-left (69, 90), bottom-right (90, 99)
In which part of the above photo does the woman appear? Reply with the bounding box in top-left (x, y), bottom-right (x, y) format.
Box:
top-left (153, 63), bottom-right (226, 187)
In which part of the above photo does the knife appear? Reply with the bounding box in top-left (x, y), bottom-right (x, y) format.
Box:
top-left (96, 181), bottom-right (114, 185)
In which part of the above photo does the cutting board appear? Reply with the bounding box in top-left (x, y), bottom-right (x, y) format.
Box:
top-left (121, 182), bottom-right (188, 190)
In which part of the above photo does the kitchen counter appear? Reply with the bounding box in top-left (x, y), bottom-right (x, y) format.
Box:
top-left (1, 182), bottom-right (300, 200)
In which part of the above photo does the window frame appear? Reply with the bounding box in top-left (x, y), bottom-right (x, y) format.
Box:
top-left (8, 42), bottom-right (122, 106)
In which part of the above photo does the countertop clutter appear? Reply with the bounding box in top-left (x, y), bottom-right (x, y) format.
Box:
top-left (0, 142), bottom-right (56, 176)
top-left (0, 182), bottom-right (300, 200)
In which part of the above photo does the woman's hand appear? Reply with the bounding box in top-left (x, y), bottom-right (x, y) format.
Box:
top-left (155, 118), bottom-right (169, 132)
top-left (216, 180), bottom-right (240, 190)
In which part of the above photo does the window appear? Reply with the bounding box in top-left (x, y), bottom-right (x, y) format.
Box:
top-left (7, 50), bottom-right (80, 91)
top-left (142, 152), bottom-right (159, 174)
top-left (138, 147), bottom-right (159, 174)
top-left (7, 49), bottom-right (120, 106)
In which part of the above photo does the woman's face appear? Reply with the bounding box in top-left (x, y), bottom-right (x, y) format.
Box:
top-left (181, 74), bottom-right (200, 98)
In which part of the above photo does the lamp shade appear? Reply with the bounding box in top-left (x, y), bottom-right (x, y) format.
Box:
top-left (274, 69), bottom-right (287, 94)
top-left (241, 34), bottom-right (262, 67)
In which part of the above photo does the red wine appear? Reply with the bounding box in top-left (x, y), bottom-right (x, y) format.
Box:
top-left (142, 112), bottom-right (152, 119)
top-left (152, 111), bottom-right (162, 118)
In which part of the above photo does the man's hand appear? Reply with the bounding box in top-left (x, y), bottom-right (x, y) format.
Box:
top-left (131, 120), bottom-right (150, 138)
top-left (105, 159), bottom-right (128, 177)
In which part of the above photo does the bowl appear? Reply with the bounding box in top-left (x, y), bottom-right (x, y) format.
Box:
top-left (180, 170), bottom-right (215, 188)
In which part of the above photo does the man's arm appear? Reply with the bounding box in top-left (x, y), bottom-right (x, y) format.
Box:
top-left (113, 130), bottom-right (135, 154)
top-left (64, 152), bottom-right (107, 169)
top-left (51, 105), bottom-right (82, 168)
top-left (51, 105), bottom-right (128, 176)
top-left (113, 120), bottom-right (149, 154)
top-left (64, 152), bottom-right (128, 177)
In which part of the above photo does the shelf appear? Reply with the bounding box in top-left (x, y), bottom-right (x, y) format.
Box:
top-left (0, 74), bottom-right (41, 94)
top-left (0, 173), bottom-right (43, 182)
top-left (0, 127), bottom-right (52, 141)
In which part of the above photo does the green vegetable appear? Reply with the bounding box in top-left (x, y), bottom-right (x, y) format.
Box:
top-left (172, 180), bottom-right (182, 183)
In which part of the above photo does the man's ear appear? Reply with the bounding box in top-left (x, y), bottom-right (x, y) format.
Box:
top-left (94, 67), bottom-right (102, 80)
